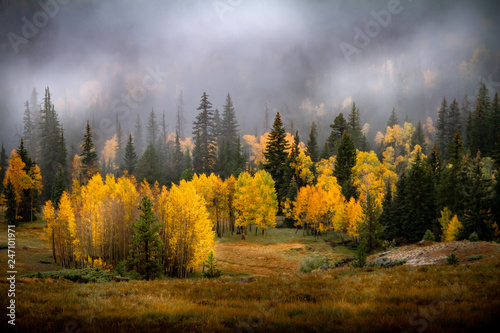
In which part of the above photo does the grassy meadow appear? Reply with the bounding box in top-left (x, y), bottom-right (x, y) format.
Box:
top-left (1, 219), bottom-right (500, 332)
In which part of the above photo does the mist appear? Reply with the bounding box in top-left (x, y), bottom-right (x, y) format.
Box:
top-left (1, 0), bottom-right (499, 152)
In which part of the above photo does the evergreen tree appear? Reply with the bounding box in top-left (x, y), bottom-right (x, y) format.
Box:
top-left (4, 178), bottom-right (17, 225)
top-left (403, 149), bottom-right (437, 242)
top-left (436, 96), bottom-right (449, 159)
top-left (134, 114), bottom-right (144, 156)
top-left (360, 193), bottom-right (384, 251)
top-left (147, 107), bottom-right (158, 147)
top-left (333, 132), bottom-right (357, 200)
top-left (387, 107), bottom-right (399, 128)
top-left (470, 100), bottom-right (489, 156)
top-left (136, 144), bottom-right (162, 185)
top-left (51, 165), bottom-right (66, 207)
top-left (428, 142), bottom-right (441, 178)
top-left (80, 120), bottom-right (99, 183)
top-left (0, 143), bottom-right (7, 194)
top-left (176, 91), bottom-right (186, 139)
top-left (127, 195), bottom-right (164, 281)
top-left (379, 181), bottom-right (397, 240)
top-left (285, 131), bottom-right (301, 201)
top-left (122, 134), bottom-right (138, 176)
top-left (411, 120), bottom-right (427, 152)
top-left (459, 152), bottom-right (495, 241)
top-left (171, 130), bottom-right (184, 183)
top-left (233, 136), bottom-right (246, 175)
top-left (307, 122), bottom-right (320, 162)
top-left (23, 100), bottom-right (36, 157)
top-left (326, 113), bottom-right (348, 156)
top-left (16, 138), bottom-right (36, 221)
top-left (38, 87), bottom-right (64, 200)
top-left (115, 114), bottom-right (124, 171)
top-left (447, 99), bottom-right (461, 147)
top-left (461, 94), bottom-right (472, 148)
top-left (348, 102), bottom-right (363, 149)
top-left (221, 93), bottom-right (239, 144)
top-left (263, 112), bottom-right (290, 206)
top-left (192, 92), bottom-right (216, 174)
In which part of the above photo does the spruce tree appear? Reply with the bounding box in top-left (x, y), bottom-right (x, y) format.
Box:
top-left (470, 101), bottom-right (488, 156)
top-left (147, 107), bottom-right (158, 147)
top-left (192, 92), bottom-right (216, 174)
top-left (307, 122), bottom-right (320, 162)
top-left (122, 134), bottom-right (138, 176)
top-left (23, 100), bottom-right (36, 157)
top-left (136, 144), bottom-right (162, 185)
top-left (411, 120), bottom-right (427, 153)
top-left (233, 136), bottom-right (246, 175)
top-left (447, 99), bottom-right (461, 147)
top-left (134, 114), bottom-right (144, 156)
top-left (263, 112), bottom-right (290, 205)
top-left (348, 102), bottom-right (363, 149)
top-left (16, 138), bottom-right (36, 221)
top-left (334, 132), bottom-right (357, 200)
top-left (0, 143), bottom-right (7, 194)
top-left (171, 131), bottom-right (184, 183)
top-left (387, 107), bottom-right (399, 128)
top-left (221, 93), bottom-right (239, 144)
top-left (379, 181), bottom-right (396, 240)
top-left (403, 149), bottom-right (437, 242)
top-left (176, 91), bottom-right (185, 139)
top-left (360, 193), bottom-right (384, 251)
top-left (4, 178), bottom-right (17, 225)
top-left (127, 195), bottom-right (164, 280)
top-left (80, 120), bottom-right (99, 183)
top-left (51, 165), bottom-right (66, 207)
top-left (436, 96), bottom-right (449, 159)
top-left (115, 114), bottom-right (124, 170)
top-left (326, 113), bottom-right (348, 156)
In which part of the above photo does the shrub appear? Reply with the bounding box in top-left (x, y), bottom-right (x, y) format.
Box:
top-left (467, 255), bottom-right (484, 261)
top-left (298, 256), bottom-right (326, 273)
top-left (22, 268), bottom-right (114, 283)
top-left (351, 243), bottom-right (367, 268)
top-left (422, 230), bottom-right (435, 241)
top-left (469, 232), bottom-right (479, 242)
top-left (382, 239), bottom-right (396, 250)
top-left (115, 261), bottom-right (126, 276)
top-left (446, 253), bottom-right (459, 265)
top-left (203, 251), bottom-right (223, 278)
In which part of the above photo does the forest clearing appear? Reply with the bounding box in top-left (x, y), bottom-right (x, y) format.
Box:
top-left (1, 219), bottom-right (500, 332)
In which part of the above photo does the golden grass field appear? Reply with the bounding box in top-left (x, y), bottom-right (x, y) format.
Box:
top-left (1, 220), bottom-right (500, 332)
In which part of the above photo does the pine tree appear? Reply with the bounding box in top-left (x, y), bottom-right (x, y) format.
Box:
top-left (147, 107), bottom-right (158, 147)
top-left (0, 143), bottom-right (7, 194)
top-left (80, 120), bottom-right (99, 183)
top-left (285, 131), bottom-right (301, 201)
top-left (436, 96), bottom-right (449, 159)
top-left (379, 181), bottom-right (396, 240)
top-left (16, 138), bottom-right (36, 221)
top-left (176, 91), bottom-right (186, 139)
top-left (461, 94), bottom-right (472, 149)
top-left (136, 144), bottom-right (162, 185)
top-left (403, 149), bottom-right (437, 242)
top-left (127, 195), bottom-right (164, 281)
top-left (221, 93), bottom-right (239, 144)
top-left (428, 142), bottom-right (441, 178)
top-left (334, 132), bottom-right (357, 200)
top-left (171, 130), bottom-right (184, 183)
top-left (233, 137), bottom-right (246, 175)
top-left (360, 193), bottom-right (384, 251)
top-left (23, 100), bottom-right (36, 157)
top-left (307, 122), bottom-right (320, 162)
top-left (326, 113), bottom-right (348, 156)
top-left (51, 165), bottom-right (66, 207)
top-left (4, 178), bottom-right (17, 225)
top-left (470, 100), bottom-right (489, 156)
top-left (348, 102), bottom-right (363, 149)
top-left (134, 114), bottom-right (144, 156)
top-left (115, 114), bottom-right (124, 170)
top-left (411, 120), bottom-right (427, 152)
top-left (447, 99), bottom-right (461, 147)
top-left (387, 107), bottom-right (399, 128)
top-left (121, 134), bottom-right (138, 176)
top-left (263, 112), bottom-right (290, 206)
top-left (192, 92), bottom-right (216, 174)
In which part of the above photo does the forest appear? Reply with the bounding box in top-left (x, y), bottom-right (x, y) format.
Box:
top-left (1, 79), bottom-right (499, 282)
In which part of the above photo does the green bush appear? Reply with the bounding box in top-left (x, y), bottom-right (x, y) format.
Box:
top-left (469, 232), bottom-right (479, 242)
top-left (298, 256), bottom-right (326, 273)
top-left (467, 254), bottom-right (484, 261)
top-left (22, 268), bottom-right (114, 283)
top-left (351, 243), bottom-right (367, 268)
top-left (203, 251), bottom-right (223, 278)
top-left (115, 261), bottom-right (126, 276)
top-left (446, 253), bottom-right (459, 265)
top-left (422, 230), bottom-right (435, 241)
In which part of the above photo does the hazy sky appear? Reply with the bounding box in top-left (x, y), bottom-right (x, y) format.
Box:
top-left (1, 0), bottom-right (499, 151)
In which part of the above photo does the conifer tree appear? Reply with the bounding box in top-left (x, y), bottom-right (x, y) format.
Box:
top-left (348, 102), bottom-right (363, 149)
top-left (307, 122), bottom-right (320, 162)
top-left (4, 178), bottom-right (17, 225)
top-left (127, 195), bottom-right (164, 281)
top-left (221, 93), bottom-right (239, 145)
top-left (334, 132), bottom-right (357, 200)
top-left (171, 131), bottom-right (184, 183)
top-left (192, 92), bottom-right (216, 174)
top-left (263, 112), bottom-right (289, 205)
top-left (326, 113), bottom-right (348, 156)
top-left (387, 107), bottom-right (399, 128)
top-left (360, 193), bottom-right (383, 251)
top-left (115, 114), bottom-right (124, 170)
top-left (23, 100), bottom-right (36, 157)
top-left (403, 149), bottom-right (437, 242)
top-left (379, 181), bottom-right (396, 240)
top-left (447, 99), bottom-right (461, 147)
top-left (176, 91), bottom-right (186, 139)
top-left (136, 144), bottom-right (163, 185)
top-left (80, 121), bottom-right (99, 183)
top-left (411, 120), bottom-right (427, 152)
top-left (147, 107), bottom-right (158, 147)
top-left (134, 114), bottom-right (144, 156)
top-left (51, 165), bottom-right (66, 207)
top-left (121, 134), bottom-right (138, 176)
top-left (436, 96), bottom-right (449, 159)
top-left (0, 143), bottom-right (7, 194)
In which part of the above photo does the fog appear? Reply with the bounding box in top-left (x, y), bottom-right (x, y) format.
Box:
top-left (1, 0), bottom-right (499, 151)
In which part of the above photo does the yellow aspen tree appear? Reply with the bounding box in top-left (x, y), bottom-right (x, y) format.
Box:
top-left (253, 170), bottom-right (278, 234)
top-left (345, 197), bottom-right (364, 238)
top-left (3, 150), bottom-right (31, 221)
top-left (439, 207), bottom-right (453, 241)
top-left (234, 171), bottom-right (256, 233)
top-left (56, 192), bottom-right (76, 267)
top-left (42, 200), bottom-right (57, 263)
top-left (444, 215), bottom-right (463, 242)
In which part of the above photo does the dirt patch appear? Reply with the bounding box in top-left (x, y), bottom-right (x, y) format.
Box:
top-left (369, 240), bottom-right (500, 266)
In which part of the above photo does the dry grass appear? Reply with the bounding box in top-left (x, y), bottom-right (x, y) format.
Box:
top-left (1, 221), bottom-right (500, 332)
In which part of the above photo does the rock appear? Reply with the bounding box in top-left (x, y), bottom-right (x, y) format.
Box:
top-left (419, 240), bottom-right (425, 245)
top-left (23, 246), bottom-right (28, 250)
top-left (375, 257), bottom-right (388, 265)
top-left (418, 252), bottom-right (424, 256)
top-left (320, 263), bottom-right (329, 270)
